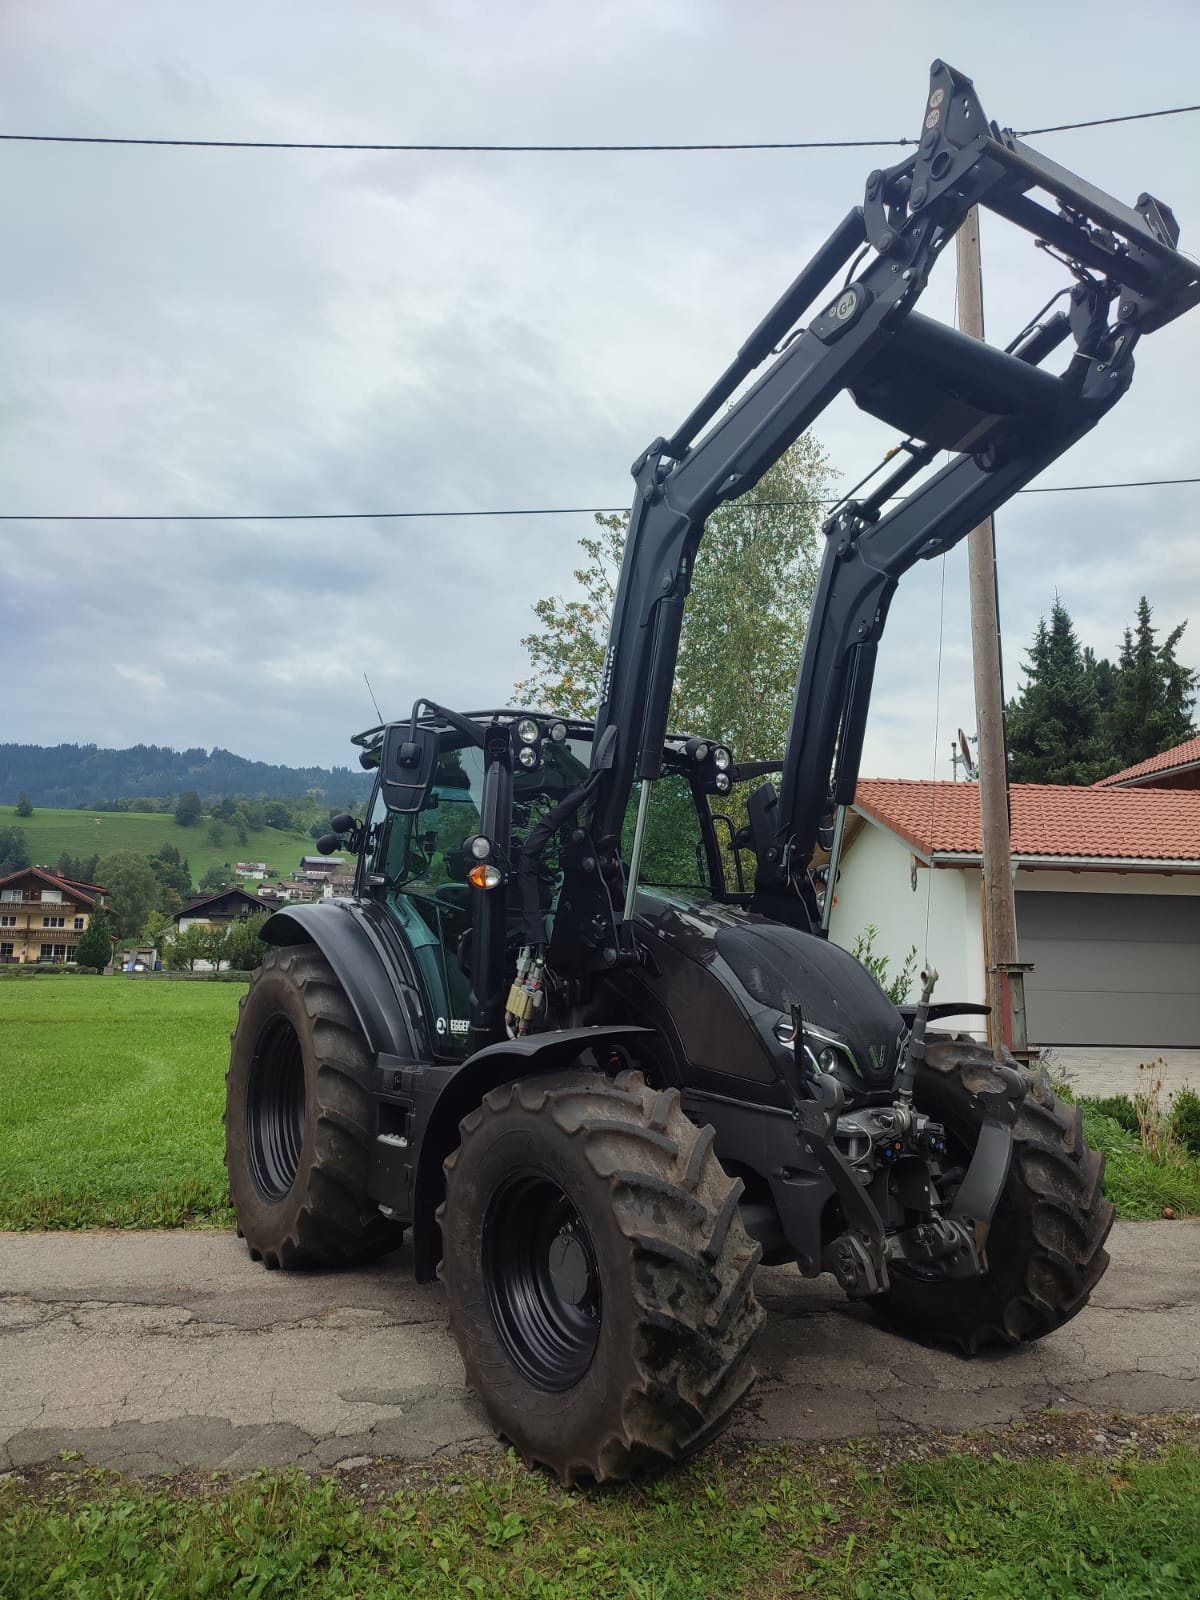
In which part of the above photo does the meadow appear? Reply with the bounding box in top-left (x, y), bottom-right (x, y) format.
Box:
top-left (2, 976), bottom-right (1197, 1232)
top-left (2, 1427), bottom-right (1197, 1599)
top-left (0, 976), bottom-right (240, 1229)
top-left (9, 805), bottom-right (313, 881)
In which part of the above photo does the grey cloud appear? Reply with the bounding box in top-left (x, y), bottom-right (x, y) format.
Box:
top-left (0, 1), bottom-right (1197, 775)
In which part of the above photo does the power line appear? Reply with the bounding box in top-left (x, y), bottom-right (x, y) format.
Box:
top-left (0, 102), bottom-right (1197, 154)
top-left (0, 133), bottom-right (915, 154)
top-left (1, 476), bottom-right (1195, 523)
top-left (1017, 103), bottom-right (1200, 137)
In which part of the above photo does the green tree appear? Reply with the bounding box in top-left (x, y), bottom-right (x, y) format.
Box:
top-left (1006, 600), bottom-right (1107, 784)
top-left (57, 851), bottom-right (100, 885)
top-left (150, 844), bottom-right (192, 905)
top-left (141, 908), bottom-right (174, 949)
top-left (165, 923), bottom-right (208, 972)
top-left (515, 436), bottom-right (831, 760)
top-left (1104, 596), bottom-right (1197, 770)
top-left (0, 827), bottom-right (31, 877)
top-left (14, 792), bottom-right (33, 818)
top-left (74, 909), bottom-right (113, 971)
top-left (204, 924), bottom-right (230, 972)
top-left (225, 914), bottom-right (269, 971)
top-left (212, 796), bottom-right (238, 822)
top-left (263, 801), bottom-right (295, 831)
top-left (94, 851), bottom-right (160, 938)
top-left (199, 865), bottom-right (233, 894)
top-left (174, 791), bottom-right (203, 828)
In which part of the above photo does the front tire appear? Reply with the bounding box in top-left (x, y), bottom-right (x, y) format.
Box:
top-left (439, 1069), bottom-right (764, 1484)
top-left (225, 944), bottom-right (404, 1269)
top-left (873, 1038), bottom-right (1113, 1352)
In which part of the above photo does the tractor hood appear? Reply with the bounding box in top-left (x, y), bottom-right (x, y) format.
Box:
top-left (633, 890), bottom-right (905, 1088)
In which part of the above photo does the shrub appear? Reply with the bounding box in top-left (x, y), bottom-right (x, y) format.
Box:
top-left (1171, 1088), bottom-right (1200, 1159)
top-left (1076, 1093), bottom-right (1139, 1134)
top-left (849, 925), bottom-right (919, 1006)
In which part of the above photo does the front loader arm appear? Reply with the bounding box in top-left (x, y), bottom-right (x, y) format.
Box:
top-left (550, 59), bottom-right (1198, 976)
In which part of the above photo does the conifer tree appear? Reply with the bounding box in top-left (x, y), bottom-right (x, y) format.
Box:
top-left (1104, 596), bottom-right (1197, 769)
top-left (1006, 600), bottom-right (1106, 783)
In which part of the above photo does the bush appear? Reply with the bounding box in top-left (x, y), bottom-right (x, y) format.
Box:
top-left (848, 925), bottom-right (919, 1006)
top-left (1171, 1088), bottom-right (1200, 1158)
top-left (1076, 1093), bottom-right (1139, 1134)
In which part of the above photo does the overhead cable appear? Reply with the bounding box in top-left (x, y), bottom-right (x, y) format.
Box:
top-left (0, 102), bottom-right (1197, 155)
top-left (1, 476), bottom-right (1196, 523)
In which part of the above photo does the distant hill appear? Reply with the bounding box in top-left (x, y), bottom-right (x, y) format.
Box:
top-left (0, 742), bottom-right (372, 809)
top-left (9, 806), bottom-right (315, 882)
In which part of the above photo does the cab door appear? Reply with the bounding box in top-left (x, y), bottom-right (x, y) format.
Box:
top-left (363, 742), bottom-right (486, 1057)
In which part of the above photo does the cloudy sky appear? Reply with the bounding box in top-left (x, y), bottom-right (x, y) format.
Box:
top-left (1, 1), bottom-right (1197, 779)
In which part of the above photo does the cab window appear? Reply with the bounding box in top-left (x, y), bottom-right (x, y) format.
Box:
top-left (622, 772), bottom-right (710, 895)
top-left (369, 745), bottom-right (486, 1056)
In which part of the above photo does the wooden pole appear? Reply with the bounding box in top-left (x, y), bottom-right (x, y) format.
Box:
top-left (956, 208), bottom-right (1023, 1055)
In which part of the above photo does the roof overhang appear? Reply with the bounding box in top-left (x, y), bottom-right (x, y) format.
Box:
top-left (1111, 756), bottom-right (1200, 788)
top-left (927, 852), bottom-right (1200, 873)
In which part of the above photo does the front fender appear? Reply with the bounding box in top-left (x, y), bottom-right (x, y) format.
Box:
top-left (262, 901), bottom-right (420, 1063)
top-left (410, 1024), bottom-right (655, 1280)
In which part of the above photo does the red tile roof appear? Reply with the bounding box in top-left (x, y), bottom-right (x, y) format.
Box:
top-left (1094, 736), bottom-right (1200, 788)
top-left (0, 865), bottom-right (106, 904)
top-left (853, 779), bottom-right (1200, 862)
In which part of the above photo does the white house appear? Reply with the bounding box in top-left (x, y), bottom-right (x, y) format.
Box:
top-left (829, 778), bottom-right (1200, 1049)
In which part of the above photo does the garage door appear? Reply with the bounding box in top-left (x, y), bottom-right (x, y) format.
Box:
top-left (1016, 891), bottom-right (1200, 1047)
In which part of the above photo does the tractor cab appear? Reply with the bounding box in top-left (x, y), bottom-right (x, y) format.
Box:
top-left (348, 707), bottom-right (767, 1060)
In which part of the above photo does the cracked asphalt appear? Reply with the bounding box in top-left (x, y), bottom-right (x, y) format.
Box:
top-left (1, 1221), bottom-right (1197, 1476)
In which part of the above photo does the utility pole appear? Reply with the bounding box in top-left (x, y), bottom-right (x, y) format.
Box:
top-left (956, 209), bottom-right (1029, 1057)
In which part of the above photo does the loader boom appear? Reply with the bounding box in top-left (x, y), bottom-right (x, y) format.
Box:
top-left (550, 59), bottom-right (1199, 973)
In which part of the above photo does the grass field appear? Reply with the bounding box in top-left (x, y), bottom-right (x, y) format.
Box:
top-left (1, 1422), bottom-right (1197, 1598)
top-left (0, 977), bottom-right (239, 1229)
top-left (2, 977), bottom-right (1197, 1231)
top-left (9, 805), bottom-right (313, 881)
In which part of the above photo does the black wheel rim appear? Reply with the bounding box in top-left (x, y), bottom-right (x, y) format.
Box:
top-left (482, 1169), bottom-right (602, 1391)
top-left (246, 1016), bottom-right (306, 1201)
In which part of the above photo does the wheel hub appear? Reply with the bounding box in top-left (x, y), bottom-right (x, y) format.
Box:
top-left (482, 1170), bottom-right (602, 1391)
top-left (548, 1227), bottom-right (591, 1307)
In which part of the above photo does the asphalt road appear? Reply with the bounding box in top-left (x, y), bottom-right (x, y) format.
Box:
top-left (2, 1222), bottom-right (1197, 1476)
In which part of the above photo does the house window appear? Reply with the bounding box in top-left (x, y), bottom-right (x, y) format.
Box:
top-left (0, 916), bottom-right (15, 927)
top-left (1, 890), bottom-right (19, 903)
top-left (39, 943), bottom-right (54, 961)
top-left (41, 890), bottom-right (63, 903)
top-left (74, 917), bottom-right (85, 930)
top-left (0, 943), bottom-right (13, 961)
top-left (43, 916), bottom-right (66, 929)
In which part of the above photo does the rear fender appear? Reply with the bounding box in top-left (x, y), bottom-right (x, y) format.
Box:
top-left (410, 1025), bottom-right (654, 1280)
top-left (262, 903), bottom-right (421, 1062)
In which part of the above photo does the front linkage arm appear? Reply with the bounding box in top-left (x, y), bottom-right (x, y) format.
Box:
top-left (550, 60), bottom-right (1198, 975)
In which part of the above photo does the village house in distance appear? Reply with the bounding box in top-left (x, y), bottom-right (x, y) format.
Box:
top-left (0, 866), bottom-right (109, 965)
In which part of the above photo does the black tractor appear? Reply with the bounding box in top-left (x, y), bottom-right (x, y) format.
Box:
top-left (227, 63), bottom-right (1198, 1482)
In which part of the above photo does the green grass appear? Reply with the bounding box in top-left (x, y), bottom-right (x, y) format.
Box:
top-left (1080, 1107), bottom-right (1200, 1220)
top-left (10, 805), bottom-right (313, 882)
top-left (2, 1431), bottom-right (1198, 1599)
top-left (0, 977), bottom-right (239, 1229)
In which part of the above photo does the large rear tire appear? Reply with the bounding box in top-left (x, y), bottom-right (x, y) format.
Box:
top-left (439, 1068), bottom-right (764, 1483)
top-left (225, 944), bottom-right (404, 1269)
top-left (872, 1038), bottom-right (1113, 1352)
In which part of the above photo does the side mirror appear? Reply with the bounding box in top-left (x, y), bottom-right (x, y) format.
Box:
top-left (380, 724), bottom-right (439, 813)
